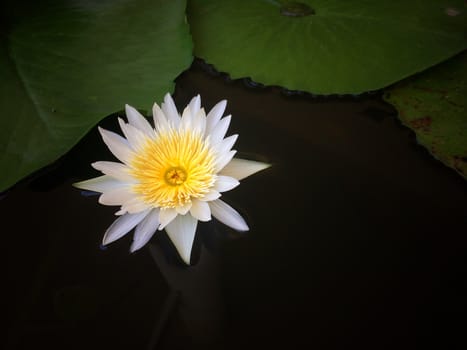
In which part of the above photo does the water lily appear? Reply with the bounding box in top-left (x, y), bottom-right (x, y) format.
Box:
top-left (74, 93), bottom-right (270, 264)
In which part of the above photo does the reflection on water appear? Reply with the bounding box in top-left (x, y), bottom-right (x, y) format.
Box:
top-left (4, 61), bottom-right (467, 350)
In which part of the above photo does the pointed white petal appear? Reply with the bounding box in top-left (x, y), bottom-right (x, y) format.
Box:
top-left (120, 197), bottom-right (151, 213)
top-left (162, 93), bottom-right (180, 127)
top-left (125, 104), bottom-right (154, 136)
top-left (214, 150), bottom-right (237, 172)
top-left (130, 209), bottom-right (160, 252)
top-left (91, 161), bottom-right (135, 182)
top-left (165, 214), bottom-right (198, 265)
top-left (193, 108), bottom-right (207, 136)
top-left (188, 95), bottom-right (201, 116)
top-left (98, 127), bottom-right (133, 164)
top-left (152, 102), bottom-right (169, 132)
top-left (199, 189), bottom-right (221, 201)
top-left (214, 134), bottom-right (238, 156)
top-left (118, 118), bottom-right (148, 151)
top-left (205, 100), bottom-right (227, 135)
top-left (190, 199), bottom-right (211, 222)
top-left (73, 175), bottom-right (124, 193)
top-left (214, 175), bottom-right (240, 193)
top-left (158, 208), bottom-right (178, 230)
top-left (220, 158), bottom-right (271, 180)
top-left (102, 209), bottom-right (150, 246)
top-left (209, 115), bottom-right (231, 145)
top-left (209, 199), bottom-right (249, 231)
top-left (175, 201), bottom-right (192, 215)
top-left (180, 106), bottom-right (193, 131)
top-left (98, 186), bottom-right (136, 206)
top-left (182, 107), bottom-right (206, 135)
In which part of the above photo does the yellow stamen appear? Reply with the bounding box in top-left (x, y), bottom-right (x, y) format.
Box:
top-left (164, 167), bottom-right (187, 186)
top-left (130, 128), bottom-right (216, 208)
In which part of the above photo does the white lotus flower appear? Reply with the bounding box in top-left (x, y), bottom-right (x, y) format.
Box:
top-left (74, 93), bottom-right (270, 264)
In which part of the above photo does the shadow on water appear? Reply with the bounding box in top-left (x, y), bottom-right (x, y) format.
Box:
top-left (4, 60), bottom-right (467, 349)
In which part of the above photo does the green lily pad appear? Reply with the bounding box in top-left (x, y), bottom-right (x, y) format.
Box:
top-left (187, 0), bottom-right (467, 94)
top-left (0, 0), bottom-right (192, 191)
top-left (384, 51), bottom-right (467, 179)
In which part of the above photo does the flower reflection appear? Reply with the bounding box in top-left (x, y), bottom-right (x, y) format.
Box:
top-left (74, 94), bottom-right (269, 264)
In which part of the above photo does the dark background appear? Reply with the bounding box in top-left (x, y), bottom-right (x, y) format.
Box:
top-left (4, 60), bottom-right (467, 349)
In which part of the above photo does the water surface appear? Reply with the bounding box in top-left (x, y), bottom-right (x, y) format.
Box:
top-left (5, 62), bottom-right (467, 350)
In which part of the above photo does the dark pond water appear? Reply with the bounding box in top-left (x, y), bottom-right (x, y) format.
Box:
top-left (5, 61), bottom-right (467, 350)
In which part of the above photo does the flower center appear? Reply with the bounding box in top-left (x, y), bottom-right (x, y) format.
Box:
top-left (164, 166), bottom-right (187, 186)
top-left (130, 129), bottom-right (216, 208)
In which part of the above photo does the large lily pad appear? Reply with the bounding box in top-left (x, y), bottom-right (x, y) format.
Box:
top-left (188, 0), bottom-right (467, 94)
top-left (0, 0), bottom-right (192, 191)
top-left (384, 51), bottom-right (467, 179)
